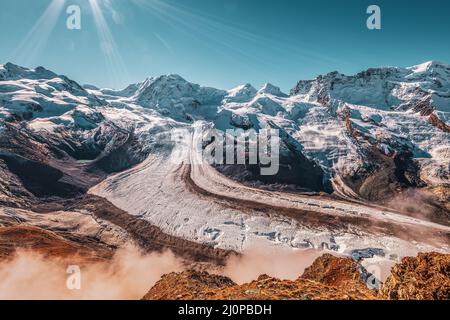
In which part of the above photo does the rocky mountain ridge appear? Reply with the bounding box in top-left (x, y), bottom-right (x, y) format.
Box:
top-left (143, 252), bottom-right (449, 300)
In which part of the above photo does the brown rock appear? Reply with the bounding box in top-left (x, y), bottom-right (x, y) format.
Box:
top-left (301, 253), bottom-right (362, 287)
top-left (142, 270), bottom-right (235, 300)
top-left (142, 254), bottom-right (379, 300)
top-left (0, 225), bottom-right (111, 263)
top-left (380, 252), bottom-right (450, 300)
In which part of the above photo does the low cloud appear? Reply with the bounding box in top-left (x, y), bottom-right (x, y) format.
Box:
top-left (0, 246), bottom-right (183, 300)
top-left (386, 188), bottom-right (439, 220)
top-left (221, 244), bottom-right (322, 284)
top-left (0, 243), bottom-right (329, 299)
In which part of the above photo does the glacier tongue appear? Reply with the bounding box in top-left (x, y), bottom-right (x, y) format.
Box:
top-left (89, 120), bottom-right (448, 261)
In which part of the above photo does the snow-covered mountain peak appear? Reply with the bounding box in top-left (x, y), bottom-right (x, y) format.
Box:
top-left (133, 74), bottom-right (225, 105)
top-left (225, 83), bottom-right (257, 103)
top-left (405, 61), bottom-right (450, 88)
top-left (134, 74), bottom-right (197, 99)
top-left (290, 61), bottom-right (450, 112)
top-left (408, 61), bottom-right (450, 74)
top-left (83, 84), bottom-right (100, 91)
top-left (94, 73), bottom-right (223, 121)
top-left (258, 83), bottom-right (287, 97)
top-left (0, 63), bottom-right (105, 120)
top-left (0, 62), bottom-right (58, 81)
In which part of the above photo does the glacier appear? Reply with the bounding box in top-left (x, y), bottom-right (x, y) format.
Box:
top-left (0, 61), bottom-right (449, 268)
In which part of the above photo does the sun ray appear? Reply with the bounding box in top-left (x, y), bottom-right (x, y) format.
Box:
top-left (130, 0), bottom-right (341, 70)
top-left (88, 0), bottom-right (129, 88)
top-left (10, 0), bottom-right (66, 66)
top-left (127, 0), bottom-right (275, 80)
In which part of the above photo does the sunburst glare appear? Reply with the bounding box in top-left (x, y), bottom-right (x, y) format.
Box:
top-left (129, 0), bottom-right (339, 69)
top-left (11, 0), bottom-right (66, 66)
top-left (88, 0), bottom-right (129, 88)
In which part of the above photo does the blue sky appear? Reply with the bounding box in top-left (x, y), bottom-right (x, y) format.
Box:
top-left (1, 0), bottom-right (450, 91)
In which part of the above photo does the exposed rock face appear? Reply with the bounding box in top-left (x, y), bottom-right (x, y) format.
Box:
top-left (142, 270), bottom-right (377, 300)
top-left (143, 252), bottom-right (450, 300)
top-left (429, 112), bottom-right (450, 133)
top-left (380, 252), bottom-right (450, 300)
top-left (213, 135), bottom-right (330, 193)
top-left (302, 251), bottom-right (384, 290)
top-left (0, 226), bottom-right (112, 263)
top-left (143, 254), bottom-right (378, 300)
top-left (429, 185), bottom-right (450, 213)
top-left (287, 62), bottom-right (450, 205)
top-left (301, 253), bottom-right (365, 288)
top-left (143, 270), bottom-right (236, 300)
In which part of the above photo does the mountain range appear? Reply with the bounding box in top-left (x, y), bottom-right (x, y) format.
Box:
top-left (0, 61), bottom-right (449, 299)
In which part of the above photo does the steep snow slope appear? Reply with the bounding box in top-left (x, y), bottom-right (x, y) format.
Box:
top-left (125, 74), bottom-right (226, 122)
top-left (0, 63), bottom-right (104, 120)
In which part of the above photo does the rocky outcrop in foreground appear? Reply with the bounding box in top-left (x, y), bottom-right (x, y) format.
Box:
top-left (143, 271), bottom-right (377, 300)
top-left (380, 252), bottom-right (450, 300)
top-left (143, 253), bottom-right (449, 300)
